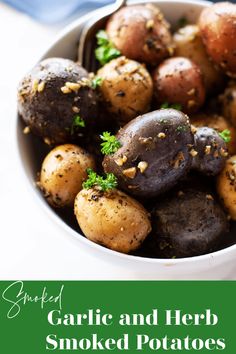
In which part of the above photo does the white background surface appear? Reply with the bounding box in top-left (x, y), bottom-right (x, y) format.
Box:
top-left (0, 3), bottom-right (138, 280)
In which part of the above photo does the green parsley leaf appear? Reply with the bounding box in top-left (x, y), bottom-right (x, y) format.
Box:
top-left (96, 30), bottom-right (109, 46)
top-left (91, 76), bottom-right (103, 89)
top-left (219, 129), bottom-right (231, 143)
top-left (83, 169), bottom-right (117, 191)
top-left (95, 30), bottom-right (121, 65)
top-left (176, 125), bottom-right (188, 132)
top-left (160, 102), bottom-right (182, 111)
top-left (100, 131), bottom-right (121, 155)
top-left (177, 17), bottom-right (188, 28)
top-left (71, 115), bottom-right (85, 134)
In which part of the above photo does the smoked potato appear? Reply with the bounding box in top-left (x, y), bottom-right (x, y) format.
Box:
top-left (103, 109), bottom-right (193, 197)
top-left (39, 144), bottom-right (95, 208)
top-left (106, 4), bottom-right (174, 66)
top-left (18, 58), bottom-right (98, 145)
top-left (191, 113), bottom-right (236, 154)
top-left (74, 188), bottom-right (151, 253)
top-left (153, 57), bottom-right (206, 114)
top-left (151, 186), bottom-right (229, 258)
top-left (192, 127), bottom-right (228, 176)
top-left (199, 2), bottom-right (236, 77)
top-left (98, 56), bottom-right (153, 125)
top-left (217, 155), bottom-right (236, 220)
top-left (173, 24), bottom-right (225, 94)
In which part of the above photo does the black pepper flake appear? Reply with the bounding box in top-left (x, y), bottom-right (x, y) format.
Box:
top-left (116, 90), bottom-right (126, 97)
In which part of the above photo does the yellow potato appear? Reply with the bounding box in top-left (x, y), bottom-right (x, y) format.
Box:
top-left (39, 144), bottom-right (95, 208)
top-left (98, 56), bottom-right (153, 125)
top-left (173, 24), bottom-right (224, 94)
top-left (74, 188), bottom-right (151, 253)
top-left (217, 156), bottom-right (236, 220)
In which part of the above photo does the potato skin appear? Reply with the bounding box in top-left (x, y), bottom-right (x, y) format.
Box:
top-left (18, 58), bottom-right (98, 145)
top-left (39, 144), bottom-right (95, 208)
top-left (221, 82), bottom-right (236, 128)
top-left (103, 109), bottom-right (193, 198)
top-left (153, 57), bottom-right (206, 114)
top-left (191, 113), bottom-right (236, 155)
top-left (98, 57), bottom-right (153, 125)
top-left (106, 4), bottom-right (173, 66)
top-left (192, 127), bottom-right (228, 176)
top-left (173, 25), bottom-right (225, 94)
top-left (217, 155), bottom-right (236, 220)
top-left (151, 186), bottom-right (229, 258)
top-left (74, 188), bottom-right (151, 253)
top-left (199, 2), bottom-right (236, 77)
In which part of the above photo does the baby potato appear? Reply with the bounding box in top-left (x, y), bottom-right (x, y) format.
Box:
top-left (217, 155), bottom-right (236, 220)
top-left (153, 57), bottom-right (205, 114)
top-left (173, 24), bottom-right (225, 94)
top-left (74, 188), bottom-right (151, 253)
top-left (17, 58), bottom-right (98, 145)
top-left (191, 113), bottom-right (236, 155)
top-left (199, 2), bottom-right (236, 77)
top-left (106, 4), bottom-right (173, 66)
top-left (103, 109), bottom-right (193, 198)
top-left (192, 127), bottom-right (228, 176)
top-left (39, 144), bottom-right (95, 208)
top-left (221, 82), bottom-right (236, 127)
top-left (98, 56), bottom-right (153, 125)
top-left (151, 186), bottom-right (229, 258)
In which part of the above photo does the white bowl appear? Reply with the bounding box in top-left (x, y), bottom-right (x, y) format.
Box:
top-left (16, 0), bottom-right (236, 279)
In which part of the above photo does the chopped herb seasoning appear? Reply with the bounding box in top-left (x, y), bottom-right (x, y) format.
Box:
top-left (95, 30), bottom-right (121, 65)
top-left (219, 129), bottom-right (231, 143)
top-left (83, 168), bottom-right (117, 191)
top-left (176, 125), bottom-right (187, 132)
top-left (160, 102), bottom-right (182, 111)
top-left (71, 115), bottom-right (85, 134)
top-left (91, 76), bottom-right (103, 89)
top-left (100, 131), bottom-right (121, 155)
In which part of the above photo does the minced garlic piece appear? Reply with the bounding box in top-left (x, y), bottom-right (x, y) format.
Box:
top-left (23, 126), bottom-right (30, 134)
top-left (72, 106), bottom-right (80, 113)
top-left (65, 82), bottom-right (81, 91)
top-left (137, 161), bottom-right (148, 173)
top-left (205, 145), bottom-right (211, 155)
top-left (189, 149), bottom-right (198, 157)
top-left (158, 132), bottom-right (166, 139)
top-left (122, 167), bottom-right (137, 179)
top-left (37, 81), bottom-right (45, 92)
top-left (32, 79), bottom-right (39, 92)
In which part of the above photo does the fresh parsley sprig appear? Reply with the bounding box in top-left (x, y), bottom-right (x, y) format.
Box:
top-left (83, 169), bottom-right (117, 191)
top-left (71, 115), bottom-right (85, 134)
top-left (100, 131), bottom-right (121, 155)
top-left (161, 102), bottom-right (182, 111)
top-left (95, 30), bottom-right (121, 66)
top-left (219, 129), bottom-right (231, 143)
top-left (91, 76), bottom-right (103, 89)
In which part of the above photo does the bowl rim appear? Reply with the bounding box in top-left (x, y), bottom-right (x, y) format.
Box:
top-left (16, 0), bottom-right (236, 268)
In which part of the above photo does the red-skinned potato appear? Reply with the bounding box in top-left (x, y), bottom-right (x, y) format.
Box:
top-left (106, 4), bottom-right (174, 66)
top-left (39, 144), bottom-right (95, 208)
top-left (199, 2), bottom-right (236, 77)
top-left (74, 188), bottom-right (151, 253)
top-left (153, 57), bottom-right (206, 114)
top-left (173, 24), bottom-right (225, 94)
